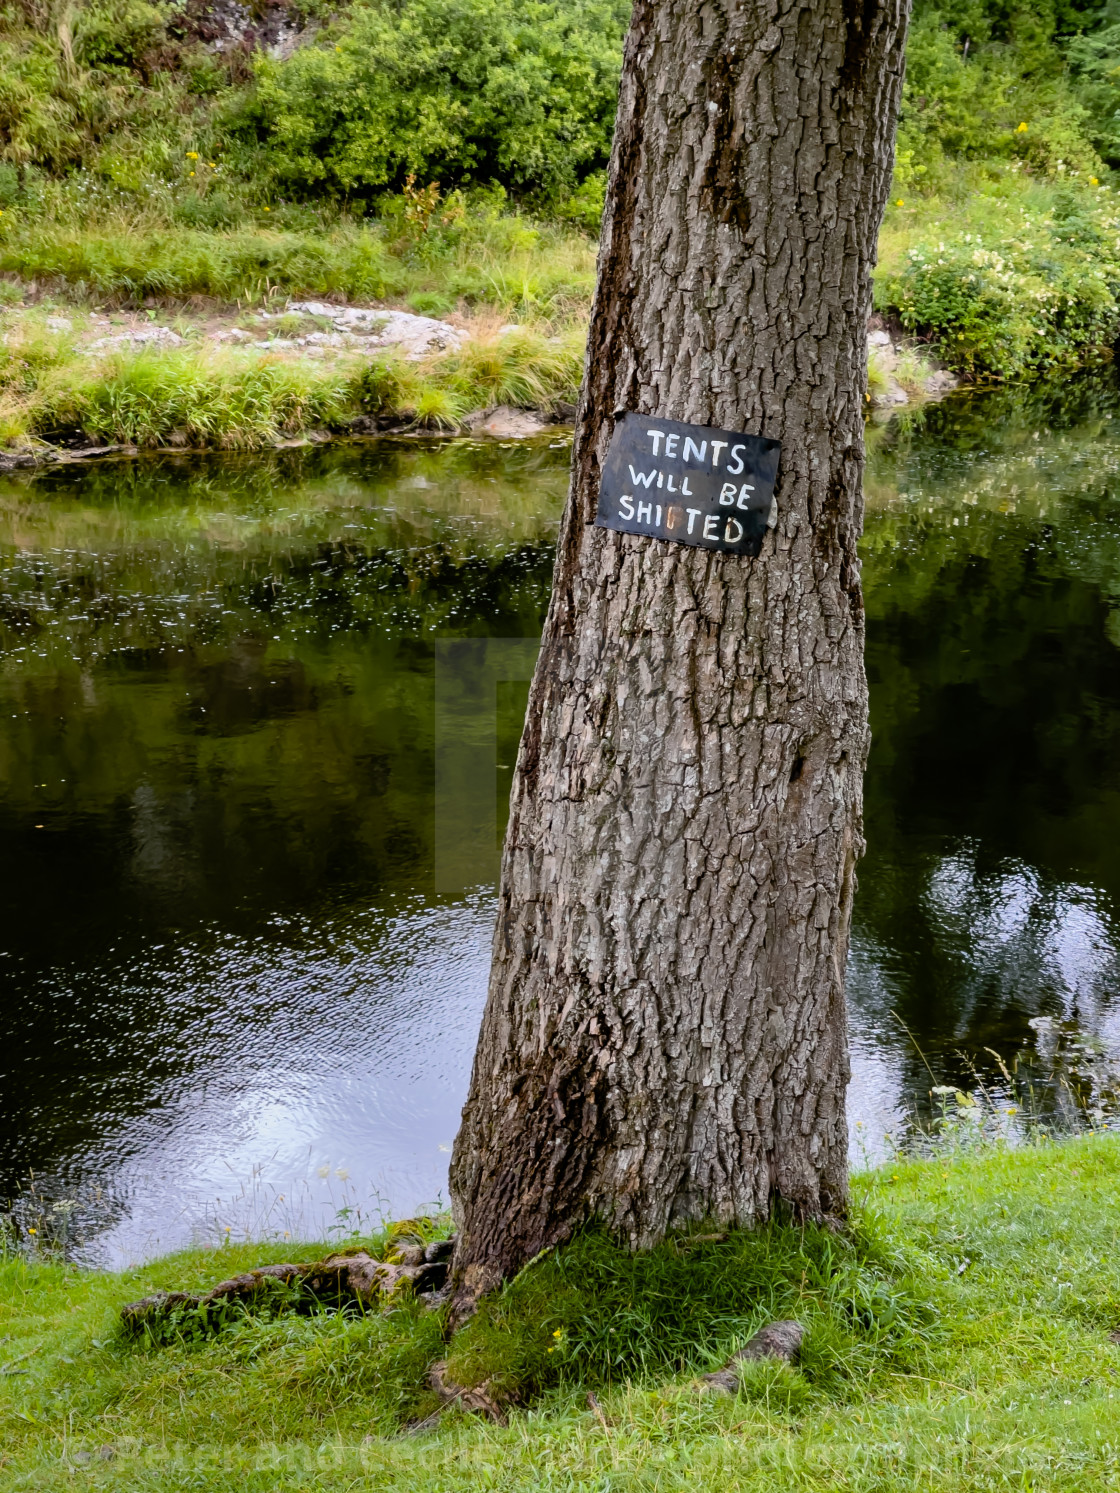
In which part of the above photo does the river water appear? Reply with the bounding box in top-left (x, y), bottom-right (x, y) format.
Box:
top-left (3, 378), bottom-right (1120, 1263)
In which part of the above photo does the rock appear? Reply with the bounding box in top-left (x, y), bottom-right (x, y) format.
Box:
top-left (553, 400), bottom-right (579, 422)
top-left (286, 302), bottom-right (462, 358)
top-left (471, 406), bottom-right (549, 439)
top-left (280, 300), bottom-right (338, 320)
top-left (85, 327), bottom-right (184, 354)
top-left (45, 316), bottom-right (72, 333)
top-left (868, 329), bottom-right (892, 347)
top-left (211, 328), bottom-right (253, 345)
top-left (925, 368), bottom-right (958, 395)
top-left (423, 1237), bottom-right (455, 1264)
top-left (49, 445), bottom-right (139, 462)
top-left (701, 1319), bottom-right (804, 1394)
top-left (0, 451), bottom-right (37, 471)
top-left (871, 379), bottom-right (908, 408)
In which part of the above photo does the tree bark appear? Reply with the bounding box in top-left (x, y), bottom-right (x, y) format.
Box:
top-left (449, 0), bottom-right (910, 1310)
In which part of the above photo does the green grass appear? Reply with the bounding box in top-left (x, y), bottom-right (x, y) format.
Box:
top-left (3, 1135), bottom-right (1119, 1490)
top-left (0, 317), bottom-right (585, 450)
top-left (0, 208), bottom-right (597, 325)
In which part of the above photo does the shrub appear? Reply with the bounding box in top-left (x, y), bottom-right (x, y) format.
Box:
top-left (882, 195), bottom-right (1120, 377)
top-left (245, 0), bottom-right (629, 201)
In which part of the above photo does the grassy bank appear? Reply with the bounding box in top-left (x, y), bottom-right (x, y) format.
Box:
top-left (6, 0), bottom-right (1120, 429)
top-left (2, 1135), bottom-right (1119, 1490)
top-left (0, 307), bottom-right (585, 452)
top-left (0, 205), bottom-right (597, 322)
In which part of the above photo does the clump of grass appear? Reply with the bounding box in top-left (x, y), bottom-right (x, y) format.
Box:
top-left (31, 347), bottom-right (355, 449)
top-left (445, 1213), bottom-right (935, 1405)
top-left (443, 326), bottom-right (583, 411)
top-left (892, 345), bottom-right (937, 394)
top-left (866, 347), bottom-right (892, 401)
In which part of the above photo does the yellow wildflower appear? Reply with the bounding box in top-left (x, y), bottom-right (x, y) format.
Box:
top-left (1091, 176), bottom-right (1100, 185)
top-left (263, 205), bottom-right (270, 212)
top-left (1016, 122), bottom-right (1028, 133)
top-left (187, 150), bottom-right (199, 159)
top-left (895, 198), bottom-right (905, 206)
top-left (553, 1328), bottom-right (563, 1338)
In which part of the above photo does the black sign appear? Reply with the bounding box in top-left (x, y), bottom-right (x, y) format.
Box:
top-left (594, 412), bottom-right (780, 557)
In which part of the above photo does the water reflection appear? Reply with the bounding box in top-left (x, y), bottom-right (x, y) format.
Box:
top-left (2, 389), bottom-right (1120, 1259)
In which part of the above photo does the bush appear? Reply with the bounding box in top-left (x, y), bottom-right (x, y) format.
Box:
top-left (245, 0), bottom-right (628, 201)
top-left (882, 191), bottom-right (1120, 376)
top-left (897, 2), bottom-right (1107, 186)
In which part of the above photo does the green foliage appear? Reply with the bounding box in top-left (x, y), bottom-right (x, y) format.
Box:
top-left (898, 0), bottom-right (1108, 183)
top-left (883, 191), bottom-right (1120, 375)
top-left (245, 0), bottom-right (628, 202)
top-left (1068, 10), bottom-right (1120, 164)
top-left (445, 1215), bottom-right (935, 1403)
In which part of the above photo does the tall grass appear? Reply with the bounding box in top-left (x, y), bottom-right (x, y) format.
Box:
top-left (0, 207), bottom-right (597, 323)
top-left (0, 322), bottom-right (586, 450)
top-left (34, 348), bottom-right (355, 449)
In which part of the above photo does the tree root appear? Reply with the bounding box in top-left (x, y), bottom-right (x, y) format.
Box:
top-left (426, 1360), bottom-right (511, 1425)
top-left (120, 1238), bottom-right (455, 1333)
top-left (700, 1319), bottom-right (804, 1393)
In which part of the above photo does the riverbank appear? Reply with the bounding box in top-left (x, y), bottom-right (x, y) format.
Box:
top-left (0, 287), bottom-right (957, 469)
top-left (2, 1134), bottom-right (1117, 1490)
top-left (0, 298), bottom-right (587, 466)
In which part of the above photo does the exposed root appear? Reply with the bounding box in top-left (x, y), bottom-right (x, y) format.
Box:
top-left (700, 1319), bottom-right (804, 1394)
top-left (426, 1360), bottom-right (511, 1425)
top-left (120, 1239), bottom-right (455, 1332)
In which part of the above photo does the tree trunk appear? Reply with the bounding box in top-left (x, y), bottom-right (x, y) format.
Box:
top-left (449, 0), bottom-right (910, 1310)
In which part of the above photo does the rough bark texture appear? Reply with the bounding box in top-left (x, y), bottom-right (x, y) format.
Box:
top-left (449, 0), bottom-right (910, 1309)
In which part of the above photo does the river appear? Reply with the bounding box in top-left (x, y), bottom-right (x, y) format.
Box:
top-left (3, 378), bottom-right (1119, 1263)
